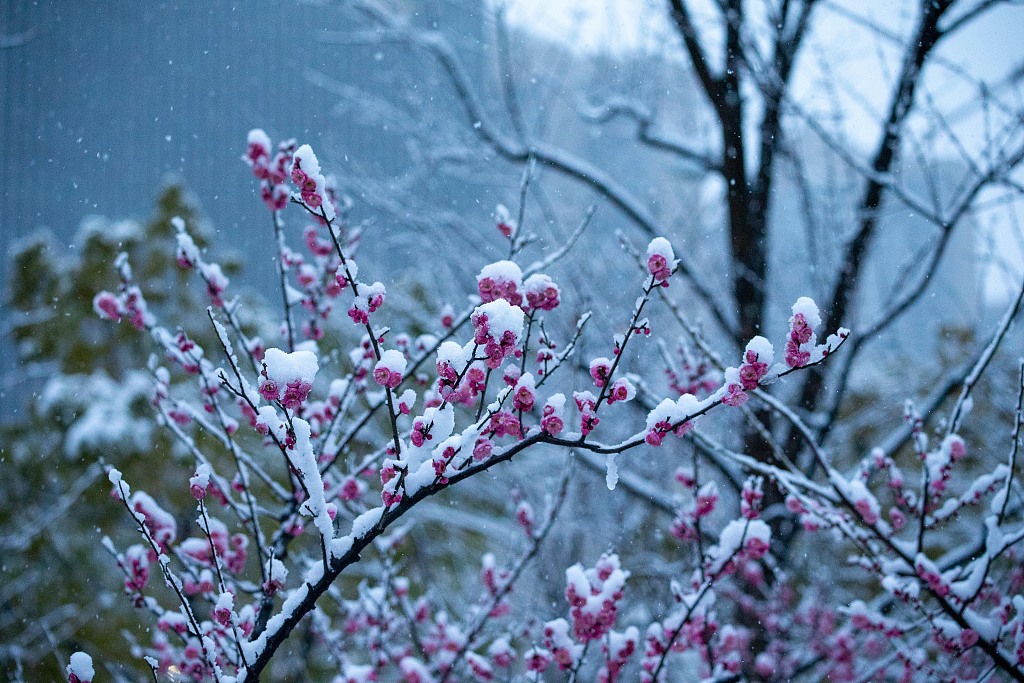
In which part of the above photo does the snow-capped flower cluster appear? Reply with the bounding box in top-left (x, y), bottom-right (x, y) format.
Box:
top-left (564, 554), bottom-right (630, 643)
top-left (644, 394), bottom-right (701, 446)
top-left (646, 237), bottom-right (677, 286)
top-left (722, 336), bottom-right (773, 407)
top-left (373, 349), bottom-right (407, 389)
top-left (471, 299), bottom-right (525, 369)
top-left (589, 357), bottom-right (613, 388)
top-left (259, 347), bottom-right (319, 410)
top-left (495, 203), bottom-right (516, 238)
top-left (348, 281), bottom-right (386, 325)
top-left (290, 144), bottom-right (336, 221)
top-left (523, 273), bottom-right (560, 312)
top-left (785, 297), bottom-right (820, 367)
top-left (93, 282), bottom-right (153, 331)
top-left (512, 372), bottom-right (536, 412)
top-left (540, 393), bottom-right (566, 435)
top-left (244, 129), bottom-right (297, 212)
top-left (477, 260), bottom-right (523, 306)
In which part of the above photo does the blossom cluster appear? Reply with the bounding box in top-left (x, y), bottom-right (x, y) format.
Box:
top-left (78, 128), bottom-right (1024, 683)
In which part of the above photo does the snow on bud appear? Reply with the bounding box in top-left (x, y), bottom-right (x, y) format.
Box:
top-left (477, 260), bottom-right (523, 306)
top-left (200, 262), bottom-right (229, 307)
top-left (589, 357), bottom-right (613, 388)
top-left (436, 340), bottom-right (470, 392)
top-left (174, 225), bottom-right (199, 269)
top-left (264, 557), bottom-right (288, 594)
top-left (791, 296), bottom-right (821, 330)
top-left (131, 492), bottom-right (177, 548)
top-left (495, 203), bottom-right (515, 238)
top-left (93, 291), bottom-right (122, 321)
top-left (512, 373), bottom-right (536, 412)
top-left (606, 378), bottom-right (635, 405)
top-left (327, 378), bottom-right (349, 406)
top-left (739, 336), bottom-right (773, 389)
top-left (847, 478), bottom-right (881, 525)
top-left (488, 637), bottom-right (515, 668)
top-left (602, 627), bottom-right (639, 681)
top-left (291, 144), bottom-right (335, 220)
top-left (348, 281), bottom-right (386, 325)
top-left (373, 349), bottom-right (407, 389)
top-left (466, 652), bottom-right (494, 680)
top-left (741, 477), bottom-right (764, 519)
top-left (943, 434), bottom-right (967, 463)
top-left (563, 553), bottom-right (629, 643)
top-left (108, 468), bottom-right (129, 500)
top-left (472, 299), bottom-right (525, 369)
top-left (523, 273), bottom-right (560, 312)
top-left (785, 297), bottom-right (820, 368)
top-left (720, 367), bottom-right (748, 408)
top-left (574, 390), bottom-right (600, 435)
top-left (214, 591), bottom-right (234, 627)
top-left (502, 363), bottom-right (521, 387)
top-left (644, 397), bottom-right (691, 446)
top-left (646, 237), bottom-right (677, 285)
top-left (260, 347), bottom-right (319, 409)
top-left (473, 437), bottom-right (493, 461)
top-left (525, 647), bottom-right (552, 673)
top-left (543, 618), bottom-right (582, 670)
top-left (695, 482), bottom-right (719, 518)
top-left (396, 388), bottom-right (416, 415)
top-left (245, 128), bottom-right (272, 165)
top-left (122, 544), bottom-right (150, 596)
top-left (67, 651), bottom-right (94, 683)
top-left (439, 303), bottom-right (455, 328)
top-left (541, 393), bottom-right (566, 435)
top-left (714, 518), bottom-right (772, 569)
top-left (399, 656), bottom-right (435, 683)
top-left (189, 463), bottom-right (211, 500)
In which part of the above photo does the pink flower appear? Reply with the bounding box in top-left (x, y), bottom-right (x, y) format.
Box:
top-left (440, 304), bottom-right (455, 328)
top-left (744, 536), bottom-right (770, 560)
top-left (473, 438), bottom-right (493, 461)
top-left (93, 291), bottom-right (122, 321)
top-left (339, 477), bottom-right (363, 502)
top-left (647, 253), bottom-right (671, 282)
top-left (854, 498), bottom-right (879, 525)
top-left (589, 358), bottom-right (613, 388)
top-left (513, 383), bottom-right (535, 412)
top-left (373, 366), bottom-right (402, 389)
top-left (524, 274), bottom-right (561, 312)
top-left (722, 384), bottom-right (748, 407)
top-left (541, 412), bottom-right (564, 435)
top-left (606, 379), bottom-right (634, 405)
top-left (695, 485), bottom-right (718, 518)
top-left (525, 648), bottom-right (551, 673)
